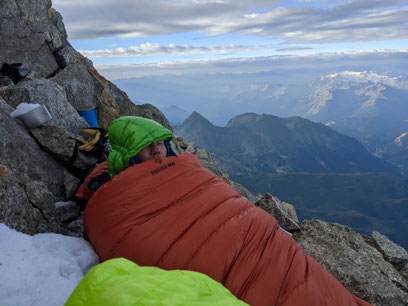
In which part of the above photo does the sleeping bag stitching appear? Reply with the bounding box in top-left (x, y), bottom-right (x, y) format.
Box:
top-left (231, 211), bottom-right (280, 299)
top-left (218, 205), bottom-right (270, 286)
top-left (183, 204), bottom-right (256, 270)
top-left (278, 259), bottom-right (318, 305)
top-left (101, 166), bottom-right (220, 259)
top-left (274, 241), bottom-right (307, 304)
top-left (156, 191), bottom-right (246, 267)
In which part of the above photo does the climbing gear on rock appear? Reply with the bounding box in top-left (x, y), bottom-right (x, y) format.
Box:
top-left (76, 128), bottom-right (109, 161)
top-left (76, 128), bottom-right (103, 152)
top-left (0, 63), bottom-right (31, 84)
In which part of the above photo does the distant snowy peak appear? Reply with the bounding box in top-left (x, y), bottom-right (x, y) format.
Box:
top-left (326, 71), bottom-right (396, 84)
top-left (301, 70), bottom-right (408, 127)
top-left (315, 71), bottom-right (408, 89)
top-left (394, 132), bottom-right (408, 148)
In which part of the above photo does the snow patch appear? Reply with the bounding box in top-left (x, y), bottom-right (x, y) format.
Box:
top-left (0, 223), bottom-right (100, 306)
top-left (394, 132), bottom-right (408, 147)
top-left (10, 103), bottom-right (41, 118)
top-left (55, 201), bottom-right (77, 208)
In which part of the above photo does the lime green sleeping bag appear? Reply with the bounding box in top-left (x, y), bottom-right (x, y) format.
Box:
top-left (65, 257), bottom-right (247, 306)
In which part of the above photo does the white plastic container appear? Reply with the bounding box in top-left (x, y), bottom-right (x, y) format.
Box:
top-left (15, 104), bottom-right (52, 129)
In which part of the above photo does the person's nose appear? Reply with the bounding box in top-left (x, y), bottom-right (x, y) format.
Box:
top-left (151, 143), bottom-right (161, 155)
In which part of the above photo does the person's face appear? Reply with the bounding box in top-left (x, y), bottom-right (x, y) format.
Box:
top-left (137, 140), bottom-right (167, 163)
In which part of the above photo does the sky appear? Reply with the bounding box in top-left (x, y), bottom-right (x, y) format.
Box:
top-left (51, 0), bottom-right (408, 81)
top-left (0, 221), bottom-right (99, 306)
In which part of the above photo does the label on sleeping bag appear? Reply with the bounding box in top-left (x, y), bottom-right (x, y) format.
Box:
top-left (150, 160), bottom-right (176, 176)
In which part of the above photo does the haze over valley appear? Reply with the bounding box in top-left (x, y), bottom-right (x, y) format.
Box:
top-left (116, 69), bottom-right (408, 174)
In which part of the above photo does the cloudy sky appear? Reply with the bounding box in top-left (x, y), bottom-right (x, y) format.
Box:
top-left (52, 0), bottom-right (408, 80)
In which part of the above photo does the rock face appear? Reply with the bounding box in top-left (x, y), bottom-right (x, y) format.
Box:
top-left (0, 0), bottom-right (171, 129)
top-left (293, 220), bottom-right (408, 305)
top-left (0, 96), bottom-right (74, 234)
top-left (1, 1), bottom-right (407, 305)
top-left (371, 231), bottom-right (408, 279)
top-left (0, 0), bottom-right (170, 236)
top-left (0, 0), bottom-right (63, 78)
top-left (255, 193), bottom-right (301, 232)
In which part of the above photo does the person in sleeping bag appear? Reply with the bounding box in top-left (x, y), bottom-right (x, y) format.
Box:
top-left (83, 116), bottom-right (371, 306)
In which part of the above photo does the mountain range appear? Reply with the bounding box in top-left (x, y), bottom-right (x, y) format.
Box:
top-left (116, 71), bottom-right (408, 172)
top-left (175, 112), bottom-right (399, 175)
top-left (302, 72), bottom-right (408, 152)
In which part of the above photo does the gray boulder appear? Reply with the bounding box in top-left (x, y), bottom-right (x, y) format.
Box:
top-left (55, 44), bottom-right (87, 69)
top-left (0, 0), bottom-right (65, 77)
top-left (255, 193), bottom-right (301, 232)
top-left (370, 231), bottom-right (408, 281)
top-left (30, 125), bottom-right (77, 163)
top-left (52, 63), bottom-right (95, 112)
top-left (85, 62), bottom-right (172, 130)
top-left (0, 78), bottom-right (89, 135)
top-left (28, 124), bottom-right (97, 172)
top-left (0, 96), bottom-right (81, 235)
top-left (293, 219), bottom-right (408, 305)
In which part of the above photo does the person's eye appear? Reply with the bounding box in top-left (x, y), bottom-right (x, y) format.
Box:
top-left (157, 141), bottom-right (164, 146)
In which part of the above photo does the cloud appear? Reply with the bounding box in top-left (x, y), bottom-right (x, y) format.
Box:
top-left (53, 0), bottom-right (277, 39)
top-left (53, 0), bottom-right (408, 43)
top-left (78, 43), bottom-right (253, 57)
top-left (94, 49), bottom-right (408, 81)
top-left (275, 46), bottom-right (314, 52)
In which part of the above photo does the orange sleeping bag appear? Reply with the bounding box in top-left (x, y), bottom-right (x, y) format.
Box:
top-left (84, 152), bottom-right (370, 306)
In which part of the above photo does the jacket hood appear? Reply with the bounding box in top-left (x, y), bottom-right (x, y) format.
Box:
top-left (107, 116), bottom-right (173, 177)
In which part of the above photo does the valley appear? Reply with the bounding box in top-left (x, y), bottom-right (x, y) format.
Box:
top-left (232, 170), bottom-right (408, 249)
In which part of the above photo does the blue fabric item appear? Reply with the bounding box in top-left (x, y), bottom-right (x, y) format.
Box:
top-left (78, 109), bottom-right (98, 128)
top-left (279, 226), bottom-right (292, 236)
top-left (129, 140), bottom-right (176, 166)
top-left (165, 140), bottom-right (176, 157)
top-left (129, 155), bottom-right (140, 166)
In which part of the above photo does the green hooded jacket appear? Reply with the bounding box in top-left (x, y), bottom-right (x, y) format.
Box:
top-left (107, 116), bottom-right (173, 177)
top-left (65, 258), bottom-right (247, 306)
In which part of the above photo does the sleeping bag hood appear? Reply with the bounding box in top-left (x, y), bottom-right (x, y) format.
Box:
top-left (107, 116), bottom-right (173, 177)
